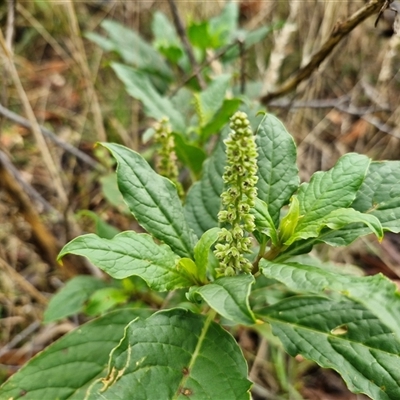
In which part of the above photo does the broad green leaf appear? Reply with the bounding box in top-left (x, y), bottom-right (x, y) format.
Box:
top-left (0, 310), bottom-right (141, 400)
top-left (44, 276), bottom-right (108, 323)
top-left (193, 227), bottom-right (220, 283)
top-left (255, 114), bottom-right (299, 226)
top-left (260, 259), bottom-right (400, 338)
top-left (152, 12), bottom-right (179, 45)
top-left (294, 153), bottom-right (370, 240)
top-left (111, 63), bottom-right (185, 133)
top-left (171, 87), bottom-right (194, 120)
top-left (285, 207), bottom-right (383, 245)
top-left (260, 296), bottom-right (400, 400)
top-left (201, 98), bottom-right (241, 142)
top-left (99, 173), bottom-right (130, 215)
top-left (352, 161), bottom-right (400, 233)
top-left (188, 21), bottom-right (211, 50)
top-left (86, 309), bottom-right (252, 399)
top-left (323, 208), bottom-right (382, 237)
top-left (85, 287), bottom-right (129, 316)
top-left (193, 74), bottom-right (231, 127)
top-left (77, 210), bottom-right (120, 239)
top-left (184, 135), bottom-right (226, 237)
top-left (173, 133), bottom-right (206, 178)
top-left (194, 275), bottom-right (256, 325)
top-left (252, 198), bottom-right (278, 245)
top-left (209, 2), bottom-right (239, 47)
top-left (58, 232), bottom-right (194, 291)
top-left (86, 20), bottom-right (172, 79)
top-left (152, 11), bottom-right (183, 63)
top-left (102, 143), bottom-right (197, 258)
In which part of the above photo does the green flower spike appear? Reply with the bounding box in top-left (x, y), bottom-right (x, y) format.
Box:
top-left (214, 111), bottom-right (258, 276)
top-left (154, 117), bottom-right (183, 197)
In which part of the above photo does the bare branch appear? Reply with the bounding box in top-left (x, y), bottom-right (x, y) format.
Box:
top-left (261, 0), bottom-right (387, 103)
top-left (166, 0), bottom-right (206, 89)
top-left (0, 103), bottom-right (102, 171)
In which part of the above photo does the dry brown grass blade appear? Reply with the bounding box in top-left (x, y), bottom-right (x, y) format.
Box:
top-left (0, 30), bottom-right (68, 208)
top-left (261, 0), bottom-right (388, 103)
top-left (0, 159), bottom-right (87, 278)
top-left (0, 258), bottom-right (48, 306)
top-left (64, 0), bottom-right (107, 142)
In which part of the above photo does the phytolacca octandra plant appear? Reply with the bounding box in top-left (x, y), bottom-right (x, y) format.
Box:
top-left (214, 111), bottom-right (258, 276)
top-left (154, 117), bottom-right (183, 197)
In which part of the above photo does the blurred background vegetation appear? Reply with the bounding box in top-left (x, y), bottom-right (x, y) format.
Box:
top-left (1, 1), bottom-right (399, 398)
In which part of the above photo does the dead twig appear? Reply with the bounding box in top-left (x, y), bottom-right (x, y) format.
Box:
top-left (0, 30), bottom-right (69, 207)
top-left (261, 0), bottom-right (388, 103)
top-left (0, 103), bottom-right (102, 171)
top-left (0, 150), bottom-right (60, 216)
top-left (0, 258), bottom-right (48, 306)
top-left (268, 96), bottom-right (400, 139)
top-left (0, 159), bottom-right (89, 278)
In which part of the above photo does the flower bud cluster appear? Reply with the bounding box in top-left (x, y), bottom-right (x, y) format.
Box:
top-left (214, 111), bottom-right (258, 276)
top-left (154, 118), bottom-right (183, 196)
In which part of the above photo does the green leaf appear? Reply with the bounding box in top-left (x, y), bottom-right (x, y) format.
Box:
top-left (193, 74), bottom-right (231, 127)
top-left (152, 11), bottom-right (183, 63)
top-left (86, 309), bottom-right (252, 399)
top-left (255, 113), bottom-right (299, 226)
top-left (173, 133), bottom-right (206, 178)
top-left (102, 143), bottom-right (197, 258)
top-left (85, 287), bottom-right (129, 316)
top-left (294, 153), bottom-right (370, 240)
top-left (285, 207), bottom-right (383, 245)
top-left (188, 21), bottom-right (211, 50)
top-left (87, 20), bottom-right (172, 79)
top-left (200, 98), bottom-right (241, 142)
top-left (58, 232), bottom-right (194, 291)
top-left (184, 135), bottom-right (226, 237)
top-left (99, 173), bottom-right (130, 214)
top-left (194, 275), bottom-right (256, 325)
top-left (260, 296), bottom-right (400, 400)
top-left (193, 227), bottom-right (220, 283)
top-left (209, 2), bottom-right (239, 47)
top-left (352, 161), bottom-right (400, 233)
top-left (260, 259), bottom-right (400, 338)
top-left (0, 310), bottom-right (141, 400)
top-left (77, 210), bottom-right (120, 239)
top-left (252, 198), bottom-right (278, 245)
top-left (44, 276), bottom-right (108, 323)
top-left (111, 63), bottom-right (185, 133)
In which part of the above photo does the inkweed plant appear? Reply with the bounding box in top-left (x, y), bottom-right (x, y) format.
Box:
top-left (1, 111), bottom-right (400, 400)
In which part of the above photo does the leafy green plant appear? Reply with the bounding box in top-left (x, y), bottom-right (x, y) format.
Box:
top-left (2, 111), bottom-right (400, 400)
top-left (87, 3), bottom-right (274, 182)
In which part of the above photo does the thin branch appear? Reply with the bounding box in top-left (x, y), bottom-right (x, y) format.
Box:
top-left (166, 0), bottom-right (206, 89)
top-left (0, 29), bottom-right (69, 207)
top-left (0, 158), bottom-right (90, 278)
top-left (261, 0), bottom-right (387, 103)
top-left (268, 96), bottom-right (400, 139)
top-left (6, 0), bottom-right (16, 50)
top-left (0, 150), bottom-right (60, 216)
top-left (0, 103), bottom-right (102, 171)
